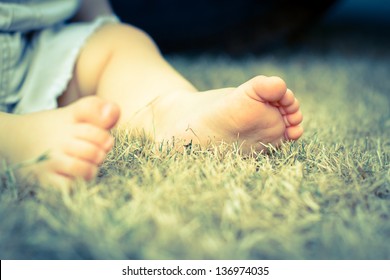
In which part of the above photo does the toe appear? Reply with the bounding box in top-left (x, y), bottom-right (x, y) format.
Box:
top-left (73, 124), bottom-right (114, 151)
top-left (70, 96), bottom-right (120, 129)
top-left (279, 89), bottom-right (295, 106)
top-left (285, 110), bottom-right (303, 126)
top-left (285, 125), bottom-right (304, 140)
top-left (55, 155), bottom-right (98, 181)
top-left (64, 139), bottom-right (107, 165)
top-left (282, 98), bottom-right (300, 115)
top-left (245, 75), bottom-right (287, 103)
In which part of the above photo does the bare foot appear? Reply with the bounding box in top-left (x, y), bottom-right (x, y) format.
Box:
top-left (0, 96), bottom-right (120, 188)
top-left (129, 75), bottom-right (303, 152)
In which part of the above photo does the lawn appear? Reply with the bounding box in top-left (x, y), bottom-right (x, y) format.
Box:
top-left (0, 25), bottom-right (389, 260)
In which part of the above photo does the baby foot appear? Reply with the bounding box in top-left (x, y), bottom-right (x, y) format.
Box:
top-left (0, 96), bottom-right (120, 188)
top-left (136, 75), bottom-right (303, 152)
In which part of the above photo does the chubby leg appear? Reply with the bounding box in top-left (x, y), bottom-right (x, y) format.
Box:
top-left (0, 97), bottom-right (120, 188)
top-left (61, 23), bottom-right (303, 152)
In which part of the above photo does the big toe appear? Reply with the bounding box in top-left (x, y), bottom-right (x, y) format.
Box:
top-left (244, 75), bottom-right (287, 103)
top-left (69, 96), bottom-right (120, 129)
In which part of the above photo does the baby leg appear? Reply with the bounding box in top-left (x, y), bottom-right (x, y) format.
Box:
top-left (61, 23), bottom-right (303, 152)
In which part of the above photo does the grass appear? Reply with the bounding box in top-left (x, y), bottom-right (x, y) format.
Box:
top-left (0, 26), bottom-right (389, 260)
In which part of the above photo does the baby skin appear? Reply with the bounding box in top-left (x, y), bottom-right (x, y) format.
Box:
top-left (136, 76), bottom-right (303, 152)
top-left (0, 97), bottom-right (120, 188)
top-left (65, 24), bottom-right (303, 151)
top-left (0, 24), bottom-right (303, 188)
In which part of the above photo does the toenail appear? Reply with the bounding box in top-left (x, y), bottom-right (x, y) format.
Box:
top-left (86, 166), bottom-right (98, 180)
top-left (102, 103), bottom-right (115, 118)
top-left (103, 136), bottom-right (115, 151)
top-left (95, 149), bottom-right (106, 164)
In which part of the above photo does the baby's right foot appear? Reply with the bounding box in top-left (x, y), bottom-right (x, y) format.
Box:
top-left (132, 75), bottom-right (303, 153)
top-left (0, 96), bottom-right (120, 188)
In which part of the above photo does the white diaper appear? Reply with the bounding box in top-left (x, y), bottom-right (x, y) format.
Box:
top-left (6, 16), bottom-right (118, 114)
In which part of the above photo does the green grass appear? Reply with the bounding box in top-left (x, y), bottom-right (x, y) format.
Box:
top-left (1, 28), bottom-right (389, 260)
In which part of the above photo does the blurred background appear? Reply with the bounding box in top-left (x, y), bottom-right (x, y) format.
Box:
top-left (111, 0), bottom-right (390, 53)
top-left (323, 0), bottom-right (390, 26)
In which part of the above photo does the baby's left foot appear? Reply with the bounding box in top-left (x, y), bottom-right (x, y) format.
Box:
top-left (0, 96), bottom-right (120, 188)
